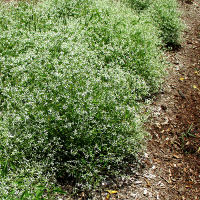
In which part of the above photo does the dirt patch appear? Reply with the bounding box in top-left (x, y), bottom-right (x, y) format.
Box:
top-left (146, 0), bottom-right (200, 199)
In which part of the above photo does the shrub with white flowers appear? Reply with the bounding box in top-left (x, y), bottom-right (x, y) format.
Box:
top-left (0, 0), bottom-right (182, 198)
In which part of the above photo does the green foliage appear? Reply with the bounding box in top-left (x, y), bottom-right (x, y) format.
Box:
top-left (179, 124), bottom-right (196, 150)
top-left (148, 0), bottom-right (184, 46)
top-left (124, 0), bottom-right (183, 46)
top-left (125, 0), bottom-right (151, 11)
top-left (0, 0), bottom-right (181, 198)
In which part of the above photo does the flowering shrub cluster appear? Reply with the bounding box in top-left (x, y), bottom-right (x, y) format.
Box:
top-left (0, 0), bottom-right (181, 198)
top-left (126, 0), bottom-right (183, 46)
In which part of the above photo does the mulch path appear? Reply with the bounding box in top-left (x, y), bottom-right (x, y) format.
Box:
top-left (146, 0), bottom-right (200, 199)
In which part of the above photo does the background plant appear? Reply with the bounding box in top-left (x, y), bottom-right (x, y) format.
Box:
top-left (124, 0), bottom-right (184, 46)
top-left (148, 0), bottom-right (184, 46)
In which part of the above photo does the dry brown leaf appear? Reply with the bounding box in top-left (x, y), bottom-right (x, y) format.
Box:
top-left (144, 178), bottom-right (151, 187)
top-left (168, 169), bottom-right (172, 184)
top-left (153, 159), bottom-right (161, 163)
top-left (173, 154), bottom-right (182, 159)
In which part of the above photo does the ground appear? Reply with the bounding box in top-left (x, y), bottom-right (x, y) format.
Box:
top-left (92, 0), bottom-right (200, 199)
top-left (147, 0), bottom-right (200, 198)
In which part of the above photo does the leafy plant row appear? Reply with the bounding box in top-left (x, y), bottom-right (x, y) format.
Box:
top-left (0, 0), bottom-right (182, 198)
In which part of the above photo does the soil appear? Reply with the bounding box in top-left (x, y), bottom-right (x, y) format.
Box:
top-left (145, 0), bottom-right (200, 198)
